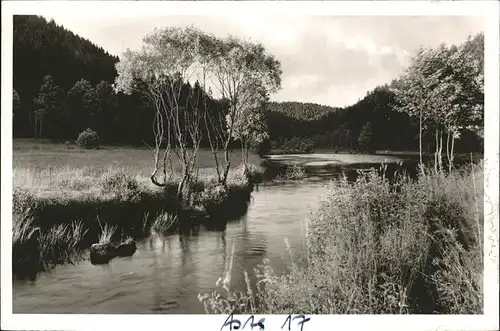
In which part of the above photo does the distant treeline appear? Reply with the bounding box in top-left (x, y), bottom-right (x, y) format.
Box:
top-left (13, 15), bottom-right (483, 155)
top-left (265, 86), bottom-right (482, 154)
top-left (13, 15), bottom-right (232, 148)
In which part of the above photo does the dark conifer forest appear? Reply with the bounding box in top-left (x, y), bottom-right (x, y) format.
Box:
top-left (13, 15), bottom-right (482, 154)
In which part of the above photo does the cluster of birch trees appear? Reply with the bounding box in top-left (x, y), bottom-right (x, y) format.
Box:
top-left (114, 26), bottom-right (282, 197)
top-left (392, 33), bottom-right (484, 172)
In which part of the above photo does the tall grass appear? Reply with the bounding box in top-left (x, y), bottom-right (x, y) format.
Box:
top-left (13, 211), bottom-right (88, 275)
top-left (96, 217), bottom-right (118, 244)
top-left (38, 221), bottom-right (89, 265)
top-left (199, 162), bottom-right (484, 314)
top-left (150, 212), bottom-right (178, 234)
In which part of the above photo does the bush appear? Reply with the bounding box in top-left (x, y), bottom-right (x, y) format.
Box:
top-left (76, 128), bottom-right (99, 149)
top-left (99, 171), bottom-right (140, 201)
top-left (277, 164), bottom-right (305, 180)
top-left (13, 187), bottom-right (37, 214)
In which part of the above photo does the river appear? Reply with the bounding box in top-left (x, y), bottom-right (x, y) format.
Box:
top-left (13, 153), bottom-right (412, 313)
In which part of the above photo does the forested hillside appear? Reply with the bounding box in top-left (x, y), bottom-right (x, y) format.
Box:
top-left (266, 80), bottom-right (482, 154)
top-left (13, 16), bottom-right (118, 138)
top-left (12, 15), bottom-right (229, 146)
top-left (12, 16), bottom-right (483, 155)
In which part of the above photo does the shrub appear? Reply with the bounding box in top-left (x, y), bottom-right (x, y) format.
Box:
top-left (244, 163), bottom-right (265, 184)
top-left (76, 128), bottom-right (100, 149)
top-left (13, 187), bottom-right (37, 214)
top-left (192, 183), bottom-right (228, 213)
top-left (277, 164), bottom-right (305, 180)
top-left (99, 171), bottom-right (140, 201)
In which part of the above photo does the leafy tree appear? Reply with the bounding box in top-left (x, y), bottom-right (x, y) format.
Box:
top-left (115, 26), bottom-right (208, 196)
top-left (13, 15), bottom-right (118, 138)
top-left (32, 75), bottom-right (66, 138)
top-left (13, 89), bottom-right (21, 118)
top-left (232, 96), bottom-right (269, 166)
top-left (392, 33), bottom-right (484, 171)
top-left (115, 26), bottom-right (282, 191)
top-left (392, 47), bottom-right (437, 165)
top-left (440, 34), bottom-right (484, 171)
top-left (76, 128), bottom-right (100, 149)
top-left (67, 79), bottom-right (99, 135)
top-left (95, 80), bottom-right (119, 141)
top-left (357, 122), bottom-right (373, 152)
top-left (206, 35), bottom-right (282, 184)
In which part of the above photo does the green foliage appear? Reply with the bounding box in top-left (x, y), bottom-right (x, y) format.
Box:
top-left (39, 221), bottom-right (88, 265)
top-left (76, 128), bottom-right (100, 149)
top-left (392, 33), bottom-right (484, 167)
top-left (12, 157), bottom-right (262, 276)
top-left (276, 136), bottom-right (315, 154)
top-left (95, 80), bottom-right (119, 140)
top-left (68, 79), bottom-right (99, 133)
top-left (277, 164), bottom-right (306, 180)
top-left (13, 89), bottom-right (21, 116)
top-left (98, 170), bottom-right (141, 201)
top-left (13, 213), bottom-right (40, 254)
top-left (12, 16), bottom-right (482, 158)
top-left (13, 187), bottom-right (38, 215)
top-left (114, 26), bottom-right (282, 186)
top-left (357, 122), bottom-right (373, 152)
top-left (32, 75), bottom-right (67, 139)
top-left (267, 101), bottom-right (339, 121)
top-left (13, 15), bottom-right (117, 138)
top-left (266, 86), bottom-right (422, 154)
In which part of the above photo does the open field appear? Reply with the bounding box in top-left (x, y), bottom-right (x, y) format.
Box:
top-left (13, 139), bottom-right (261, 173)
top-left (13, 139), bottom-right (262, 198)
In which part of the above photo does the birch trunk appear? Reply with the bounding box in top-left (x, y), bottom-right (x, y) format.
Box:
top-left (419, 111), bottom-right (423, 165)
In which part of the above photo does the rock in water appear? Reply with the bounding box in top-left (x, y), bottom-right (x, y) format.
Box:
top-left (90, 243), bottom-right (117, 265)
top-left (116, 238), bottom-right (137, 257)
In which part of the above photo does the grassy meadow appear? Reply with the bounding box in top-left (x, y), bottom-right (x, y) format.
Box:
top-left (13, 139), bottom-right (261, 191)
top-left (199, 162), bottom-right (484, 314)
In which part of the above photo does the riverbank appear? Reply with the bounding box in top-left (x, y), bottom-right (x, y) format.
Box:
top-left (200, 162), bottom-right (484, 314)
top-left (12, 163), bottom-right (263, 278)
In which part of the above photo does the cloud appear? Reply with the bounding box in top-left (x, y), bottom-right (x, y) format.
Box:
top-left (43, 14), bottom-right (483, 107)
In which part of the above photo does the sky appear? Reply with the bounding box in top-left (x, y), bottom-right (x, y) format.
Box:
top-left (43, 14), bottom-right (483, 108)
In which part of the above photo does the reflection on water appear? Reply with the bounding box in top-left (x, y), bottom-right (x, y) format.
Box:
top-left (13, 154), bottom-right (412, 314)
